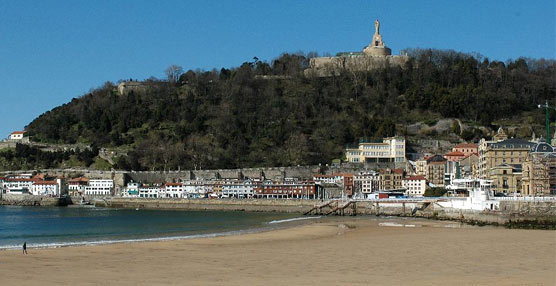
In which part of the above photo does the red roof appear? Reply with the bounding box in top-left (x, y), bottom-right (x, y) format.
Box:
top-left (444, 151), bottom-right (465, 157)
top-left (10, 131), bottom-right (26, 135)
top-left (463, 152), bottom-right (479, 159)
top-left (69, 177), bottom-right (89, 184)
top-left (454, 143), bottom-right (477, 149)
top-left (404, 175), bottom-right (426, 181)
top-left (34, 181), bottom-right (58, 185)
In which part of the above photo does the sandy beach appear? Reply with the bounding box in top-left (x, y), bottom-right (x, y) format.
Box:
top-left (0, 217), bottom-right (554, 285)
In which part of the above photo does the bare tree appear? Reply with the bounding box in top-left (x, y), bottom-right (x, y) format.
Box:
top-left (165, 65), bottom-right (183, 83)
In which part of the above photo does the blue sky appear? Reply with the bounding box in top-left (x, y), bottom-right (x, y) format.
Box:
top-left (0, 0), bottom-right (555, 138)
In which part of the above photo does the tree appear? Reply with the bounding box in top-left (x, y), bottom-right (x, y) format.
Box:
top-left (165, 65), bottom-right (183, 84)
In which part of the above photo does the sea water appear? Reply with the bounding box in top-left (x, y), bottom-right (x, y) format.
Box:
top-left (0, 205), bottom-right (309, 250)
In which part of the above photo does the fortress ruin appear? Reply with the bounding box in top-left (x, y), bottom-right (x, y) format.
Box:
top-left (305, 19), bottom-right (408, 77)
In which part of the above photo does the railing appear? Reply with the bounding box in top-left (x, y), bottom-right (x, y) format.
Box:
top-left (491, 196), bottom-right (556, 201)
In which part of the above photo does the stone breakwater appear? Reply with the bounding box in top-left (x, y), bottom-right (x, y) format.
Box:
top-left (0, 194), bottom-right (70, 206)
top-left (96, 198), bottom-right (556, 229)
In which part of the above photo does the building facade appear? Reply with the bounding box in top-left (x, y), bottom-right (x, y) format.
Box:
top-left (403, 175), bottom-right (427, 197)
top-left (478, 137), bottom-right (534, 179)
top-left (489, 164), bottom-right (522, 195)
top-left (379, 168), bottom-right (404, 190)
top-left (521, 142), bottom-right (556, 196)
top-left (345, 137), bottom-right (406, 163)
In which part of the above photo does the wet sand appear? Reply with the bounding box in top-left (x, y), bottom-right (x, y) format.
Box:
top-left (1, 218), bottom-right (554, 285)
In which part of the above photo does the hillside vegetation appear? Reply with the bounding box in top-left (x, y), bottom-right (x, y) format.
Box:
top-left (18, 49), bottom-right (556, 171)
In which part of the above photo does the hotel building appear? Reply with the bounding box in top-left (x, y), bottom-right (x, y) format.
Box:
top-left (345, 137), bottom-right (406, 163)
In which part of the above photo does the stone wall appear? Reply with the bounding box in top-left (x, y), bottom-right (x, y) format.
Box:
top-left (305, 54), bottom-right (409, 77)
top-left (0, 194), bottom-right (68, 206)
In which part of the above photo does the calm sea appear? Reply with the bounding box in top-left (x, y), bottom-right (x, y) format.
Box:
top-left (0, 206), bottom-right (307, 250)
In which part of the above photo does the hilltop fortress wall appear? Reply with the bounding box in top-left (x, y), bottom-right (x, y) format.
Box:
top-left (305, 19), bottom-right (409, 77)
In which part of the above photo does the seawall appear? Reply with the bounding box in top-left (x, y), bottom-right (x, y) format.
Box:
top-left (97, 198), bottom-right (556, 228)
top-left (0, 194), bottom-right (70, 207)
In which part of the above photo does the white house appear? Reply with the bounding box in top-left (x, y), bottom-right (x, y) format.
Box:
top-left (403, 175), bottom-right (427, 197)
top-left (122, 181), bottom-right (140, 198)
top-left (68, 177), bottom-right (89, 196)
top-left (163, 182), bottom-right (184, 198)
top-left (138, 186), bottom-right (161, 198)
top-left (31, 179), bottom-right (61, 196)
top-left (9, 131), bottom-right (26, 140)
top-left (84, 179), bottom-right (114, 196)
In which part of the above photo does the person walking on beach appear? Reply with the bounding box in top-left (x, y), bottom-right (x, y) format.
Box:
top-left (23, 242), bottom-right (27, 254)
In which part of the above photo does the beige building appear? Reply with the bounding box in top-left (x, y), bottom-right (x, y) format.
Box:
top-left (345, 137), bottom-right (406, 163)
top-left (478, 132), bottom-right (534, 179)
top-left (489, 164), bottom-right (522, 195)
top-left (459, 153), bottom-right (479, 178)
top-left (379, 168), bottom-right (404, 190)
top-left (521, 142), bottom-right (556, 196)
top-left (425, 155), bottom-right (446, 187)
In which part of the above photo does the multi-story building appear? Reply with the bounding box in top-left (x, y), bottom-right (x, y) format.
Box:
top-left (403, 175), bottom-right (427, 197)
top-left (31, 180), bottom-right (62, 196)
top-left (3, 178), bottom-right (36, 194)
top-left (254, 180), bottom-right (316, 199)
top-left (122, 181), bottom-right (140, 197)
top-left (521, 142), bottom-right (556, 196)
top-left (478, 137), bottom-right (534, 179)
top-left (68, 177), bottom-right (89, 196)
top-left (313, 173), bottom-right (354, 197)
top-left (221, 180), bottom-right (258, 198)
top-left (452, 143), bottom-right (478, 157)
top-left (84, 179), bottom-right (114, 197)
top-left (164, 182), bottom-right (184, 198)
top-left (489, 164), bottom-right (522, 195)
top-left (415, 156), bottom-right (430, 176)
top-left (425, 155), bottom-right (447, 187)
top-left (459, 153), bottom-right (479, 178)
top-left (345, 137), bottom-right (406, 163)
top-left (138, 186), bottom-right (161, 198)
top-left (379, 168), bottom-right (404, 190)
top-left (353, 171), bottom-right (381, 196)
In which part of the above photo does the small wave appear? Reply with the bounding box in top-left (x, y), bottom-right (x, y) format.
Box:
top-left (379, 222), bottom-right (418, 228)
top-left (0, 229), bottom-right (262, 251)
top-left (267, 216), bottom-right (321, 224)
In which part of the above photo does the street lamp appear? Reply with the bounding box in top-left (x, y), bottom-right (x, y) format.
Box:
top-left (537, 100), bottom-right (556, 142)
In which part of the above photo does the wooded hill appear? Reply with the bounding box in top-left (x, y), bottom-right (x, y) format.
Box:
top-left (16, 49), bottom-right (556, 171)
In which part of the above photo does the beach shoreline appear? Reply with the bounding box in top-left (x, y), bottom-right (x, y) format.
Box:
top-left (1, 216), bottom-right (554, 285)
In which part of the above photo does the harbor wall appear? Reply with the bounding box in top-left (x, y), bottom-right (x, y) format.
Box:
top-left (0, 194), bottom-right (69, 206)
top-left (96, 198), bottom-right (556, 228)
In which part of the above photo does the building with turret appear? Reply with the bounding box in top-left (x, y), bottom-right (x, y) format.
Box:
top-left (305, 19), bottom-right (408, 77)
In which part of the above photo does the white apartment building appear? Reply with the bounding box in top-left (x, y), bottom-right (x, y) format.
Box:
top-left (164, 182), bottom-right (184, 198)
top-left (403, 176), bottom-right (427, 197)
top-left (84, 179), bottom-right (114, 196)
top-left (31, 179), bottom-right (61, 196)
top-left (3, 178), bottom-right (35, 194)
top-left (221, 180), bottom-right (257, 198)
top-left (183, 180), bottom-right (208, 198)
top-left (138, 186), bottom-right (161, 198)
top-left (345, 137), bottom-right (406, 163)
top-left (353, 171), bottom-right (381, 196)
